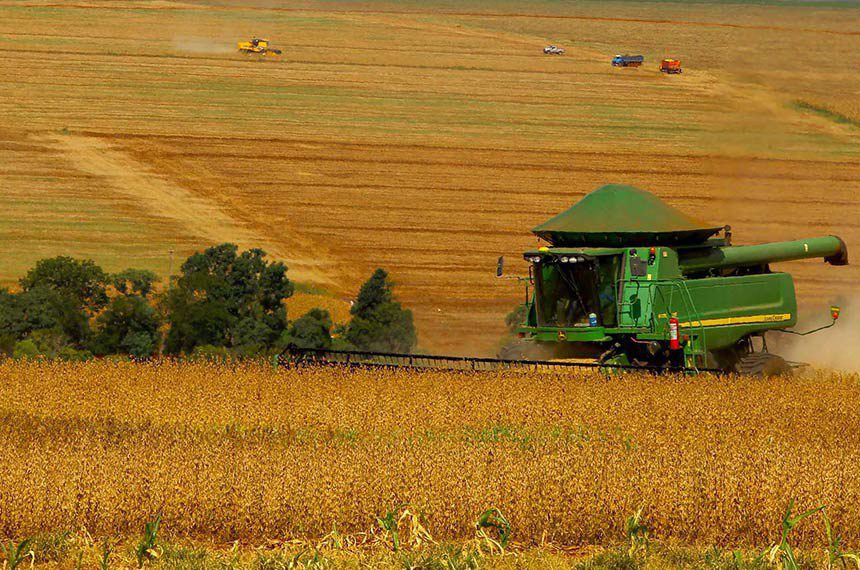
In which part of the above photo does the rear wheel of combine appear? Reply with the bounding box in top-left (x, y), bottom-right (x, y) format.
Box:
top-left (735, 352), bottom-right (791, 377)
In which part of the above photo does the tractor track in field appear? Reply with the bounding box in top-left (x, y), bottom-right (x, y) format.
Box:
top-left (129, 150), bottom-right (860, 179)
top-left (13, 2), bottom-right (858, 37)
top-left (248, 188), bottom-right (860, 210)
top-left (66, 132), bottom-right (860, 167)
top-left (0, 46), bottom-right (603, 77)
top-left (49, 134), bottom-right (341, 288)
top-left (0, 31), bottom-right (585, 59)
top-left (343, 10), bottom-right (860, 37)
top-left (248, 179), bottom-right (860, 195)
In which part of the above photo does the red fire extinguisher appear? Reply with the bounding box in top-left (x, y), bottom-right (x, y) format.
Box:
top-left (669, 316), bottom-right (681, 350)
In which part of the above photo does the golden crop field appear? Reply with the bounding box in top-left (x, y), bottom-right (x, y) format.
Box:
top-left (1, 0), bottom-right (858, 354)
top-left (2, 360), bottom-right (860, 557)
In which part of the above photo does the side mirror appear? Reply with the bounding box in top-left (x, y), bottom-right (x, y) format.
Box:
top-left (496, 256), bottom-right (504, 278)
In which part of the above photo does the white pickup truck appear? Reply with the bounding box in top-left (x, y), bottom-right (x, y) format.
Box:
top-left (543, 45), bottom-right (565, 55)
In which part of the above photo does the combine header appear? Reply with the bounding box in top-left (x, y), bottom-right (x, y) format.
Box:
top-left (284, 185), bottom-right (847, 376)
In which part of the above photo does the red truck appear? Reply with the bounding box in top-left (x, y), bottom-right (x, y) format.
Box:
top-left (660, 59), bottom-right (682, 74)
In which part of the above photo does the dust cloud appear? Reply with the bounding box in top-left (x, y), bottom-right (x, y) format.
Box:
top-left (172, 37), bottom-right (235, 54)
top-left (776, 296), bottom-right (860, 373)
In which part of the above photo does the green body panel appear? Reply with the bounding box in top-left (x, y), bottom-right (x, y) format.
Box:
top-left (518, 239), bottom-right (844, 369)
top-left (640, 273), bottom-right (798, 366)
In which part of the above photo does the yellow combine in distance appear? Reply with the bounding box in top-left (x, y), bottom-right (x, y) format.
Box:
top-left (237, 38), bottom-right (282, 56)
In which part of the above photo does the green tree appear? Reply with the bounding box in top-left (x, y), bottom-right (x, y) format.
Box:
top-left (91, 295), bottom-right (161, 358)
top-left (57, 346), bottom-right (93, 362)
top-left (167, 301), bottom-right (232, 354)
top-left (0, 289), bottom-right (38, 339)
top-left (231, 317), bottom-right (272, 356)
top-left (280, 308), bottom-right (333, 350)
top-left (0, 286), bottom-right (88, 346)
top-left (0, 258), bottom-right (164, 357)
top-left (112, 269), bottom-right (159, 297)
top-left (345, 269), bottom-right (416, 353)
top-left (20, 256), bottom-right (108, 311)
top-left (15, 257), bottom-right (110, 345)
top-left (164, 244), bottom-right (293, 354)
top-left (12, 339), bottom-right (39, 360)
top-left (28, 329), bottom-right (69, 358)
top-left (351, 269), bottom-right (392, 318)
top-left (120, 331), bottom-right (156, 359)
top-left (190, 344), bottom-right (232, 362)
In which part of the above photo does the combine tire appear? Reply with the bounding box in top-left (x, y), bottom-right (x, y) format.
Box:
top-left (735, 352), bottom-right (791, 377)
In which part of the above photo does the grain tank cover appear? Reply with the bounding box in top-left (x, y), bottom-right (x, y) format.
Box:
top-left (532, 184), bottom-right (723, 247)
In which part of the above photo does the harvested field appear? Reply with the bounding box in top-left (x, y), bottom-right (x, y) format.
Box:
top-left (0, 0), bottom-right (858, 354)
top-left (2, 360), bottom-right (860, 549)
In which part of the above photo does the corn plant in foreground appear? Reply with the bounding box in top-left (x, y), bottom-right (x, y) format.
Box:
top-left (625, 507), bottom-right (649, 558)
top-left (374, 504), bottom-right (434, 552)
top-left (375, 508), bottom-right (400, 552)
top-left (100, 538), bottom-right (112, 570)
top-left (474, 508), bottom-right (511, 554)
top-left (823, 509), bottom-right (860, 569)
top-left (766, 500), bottom-right (824, 569)
top-left (135, 515), bottom-right (162, 568)
top-left (1, 539), bottom-right (33, 570)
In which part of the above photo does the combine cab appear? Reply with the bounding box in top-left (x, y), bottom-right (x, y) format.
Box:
top-left (660, 59), bottom-right (682, 74)
top-left (238, 38), bottom-right (282, 56)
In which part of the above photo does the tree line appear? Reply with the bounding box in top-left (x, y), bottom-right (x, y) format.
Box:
top-left (0, 243), bottom-right (416, 360)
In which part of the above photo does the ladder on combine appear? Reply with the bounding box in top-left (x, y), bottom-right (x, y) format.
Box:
top-left (616, 279), bottom-right (710, 372)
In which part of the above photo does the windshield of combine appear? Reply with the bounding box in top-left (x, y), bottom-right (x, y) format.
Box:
top-left (534, 257), bottom-right (619, 327)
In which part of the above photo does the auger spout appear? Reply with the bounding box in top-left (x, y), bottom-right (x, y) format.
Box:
top-left (678, 236), bottom-right (848, 274)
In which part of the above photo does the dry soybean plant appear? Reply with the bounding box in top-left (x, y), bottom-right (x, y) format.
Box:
top-left (1, 361), bottom-right (859, 549)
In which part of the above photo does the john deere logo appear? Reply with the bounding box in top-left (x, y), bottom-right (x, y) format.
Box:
top-left (558, 330), bottom-right (567, 341)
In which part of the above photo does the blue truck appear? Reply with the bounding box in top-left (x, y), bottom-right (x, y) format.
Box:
top-left (612, 54), bottom-right (644, 67)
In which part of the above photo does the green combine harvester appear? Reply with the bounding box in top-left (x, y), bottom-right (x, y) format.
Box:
top-left (283, 184), bottom-right (847, 375)
top-left (514, 184), bottom-right (847, 374)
